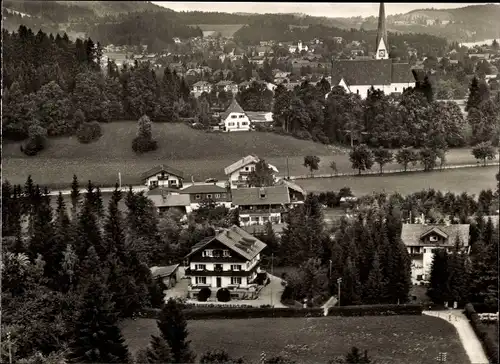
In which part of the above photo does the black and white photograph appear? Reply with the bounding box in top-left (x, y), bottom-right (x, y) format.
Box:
top-left (1, 1), bottom-right (499, 363)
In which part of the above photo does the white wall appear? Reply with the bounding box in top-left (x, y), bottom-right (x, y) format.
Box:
top-left (339, 82), bottom-right (416, 100)
top-left (239, 212), bottom-right (282, 226)
top-left (145, 174), bottom-right (182, 188)
top-left (224, 112), bottom-right (251, 132)
top-left (190, 275), bottom-right (250, 288)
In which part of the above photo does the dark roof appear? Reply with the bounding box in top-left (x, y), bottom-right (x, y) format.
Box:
top-left (141, 165), bottom-right (184, 181)
top-left (179, 184), bottom-right (228, 194)
top-left (331, 59), bottom-right (393, 86)
top-left (231, 186), bottom-right (290, 206)
top-left (151, 264), bottom-right (179, 278)
top-left (391, 63), bottom-right (415, 83)
top-left (401, 224), bottom-right (470, 247)
top-left (185, 226), bottom-right (267, 261)
top-left (147, 194), bottom-right (191, 207)
top-left (221, 98), bottom-right (246, 120)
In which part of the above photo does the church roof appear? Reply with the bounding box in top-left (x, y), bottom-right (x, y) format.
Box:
top-left (391, 63), bottom-right (415, 83)
top-left (376, 2), bottom-right (388, 53)
top-left (331, 59), bottom-right (393, 86)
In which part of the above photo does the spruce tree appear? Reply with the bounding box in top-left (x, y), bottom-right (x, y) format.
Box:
top-left (466, 76), bottom-right (481, 111)
top-left (144, 335), bottom-right (174, 363)
top-left (70, 174), bottom-right (80, 219)
top-left (362, 252), bottom-right (385, 304)
top-left (341, 257), bottom-right (361, 305)
top-left (156, 298), bottom-right (196, 364)
top-left (69, 273), bottom-right (130, 363)
top-left (427, 250), bottom-right (450, 304)
top-left (104, 184), bottom-right (125, 258)
top-left (447, 235), bottom-right (470, 305)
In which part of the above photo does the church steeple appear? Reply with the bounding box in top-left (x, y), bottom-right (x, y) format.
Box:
top-left (375, 2), bottom-right (389, 60)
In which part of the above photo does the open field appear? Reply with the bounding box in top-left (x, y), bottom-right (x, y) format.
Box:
top-left (189, 24), bottom-right (246, 38)
top-left (121, 316), bottom-right (469, 364)
top-left (297, 166), bottom-right (499, 196)
top-left (3, 121), bottom-right (496, 190)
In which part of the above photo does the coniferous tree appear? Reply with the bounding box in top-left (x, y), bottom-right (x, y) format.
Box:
top-left (427, 249), bottom-right (450, 304)
top-left (144, 335), bottom-right (174, 363)
top-left (155, 298), bottom-right (196, 364)
top-left (362, 252), bottom-right (385, 304)
top-left (447, 235), bottom-right (470, 305)
top-left (466, 76), bottom-right (481, 111)
top-left (70, 174), bottom-right (80, 219)
top-left (69, 273), bottom-right (130, 363)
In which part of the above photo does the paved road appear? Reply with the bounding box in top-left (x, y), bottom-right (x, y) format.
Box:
top-left (423, 309), bottom-right (490, 364)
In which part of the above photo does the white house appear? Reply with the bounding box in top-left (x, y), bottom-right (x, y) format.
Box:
top-left (184, 226), bottom-right (267, 299)
top-left (191, 81), bottom-right (213, 96)
top-left (401, 223), bottom-right (470, 284)
top-left (220, 99), bottom-right (251, 132)
top-left (224, 155), bottom-right (279, 189)
top-left (141, 165), bottom-right (184, 190)
top-left (289, 41), bottom-right (308, 54)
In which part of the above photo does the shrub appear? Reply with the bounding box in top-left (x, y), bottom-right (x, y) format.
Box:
top-left (293, 129), bottom-right (312, 140)
top-left (76, 121), bottom-right (102, 144)
top-left (464, 303), bottom-right (499, 364)
top-left (216, 288), bottom-right (231, 302)
top-left (21, 124), bottom-right (47, 156)
top-left (197, 287), bottom-right (211, 302)
top-left (255, 272), bottom-right (268, 285)
top-left (326, 304), bottom-right (423, 317)
top-left (132, 135), bottom-right (158, 153)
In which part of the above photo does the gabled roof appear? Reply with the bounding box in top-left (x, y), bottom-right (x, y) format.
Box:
top-left (148, 194), bottom-right (191, 208)
top-left (185, 225), bottom-right (267, 261)
top-left (151, 264), bottom-right (179, 278)
top-left (231, 186), bottom-right (290, 206)
top-left (401, 224), bottom-right (470, 247)
top-left (147, 187), bottom-right (181, 196)
top-left (224, 154), bottom-right (260, 175)
top-left (141, 165), bottom-right (184, 181)
top-left (391, 63), bottom-right (415, 83)
top-left (179, 184), bottom-right (228, 194)
top-left (420, 226), bottom-right (448, 239)
top-left (276, 178), bottom-right (306, 196)
top-left (331, 59), bottom-right (393, 86)
top-left (220, 98), bottom-right (246, 120)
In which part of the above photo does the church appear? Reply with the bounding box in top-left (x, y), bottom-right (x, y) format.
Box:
top-left (330, 3), bottom-right (416, 99)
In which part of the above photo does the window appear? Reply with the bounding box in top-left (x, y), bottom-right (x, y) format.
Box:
top-left (423, 249), bottom-right (426, 253)
top-left (213, 250), bottom-right (223, 258)
top-left (416, 275), bottom-right (423, 281)
top-left (195, 194), bottom-right (201, 200)
top-left (262, 216), bottom-right (269, 222)
top-left (251, 217), bottom-right (260, 222)
top-left (231, 115), bottom-right (237, 119)
top-left (245, 167), bottom-right (249, 171)
top-left (207, 194), bottom-right (212, 199)
top-left (239, 115), bottom-right (244, 118)
top-left (231, 277), bottom-right (242, 285)
top-left (195, 277), bottom-right (207, 284)
top-left (231, 264), bottom-right (242, 271)
top-left (150, 180), bottom-right (158, 187)
top-left (271, 216), bottom-right (280, 223)
top-left (395, 87), bottom-right (398, 91)
top-left (202, 250), bottom-right (213, 257)
top-left (215, 194), bottom-right (220, 198)
top-left (241, 122), bottom-right (248, 126)
top-left (240, 217), bottom-right (249, 222)
top-left (222, 193), bottom-right (227, 198)
top-left (429, 235), bottom-right (438, 242)
top-left (170, 180), bottom-right (177, 185)
top-left (195, 264), bottom-right (206, 270)
top-left (223, 250), bottom-right (231, 257)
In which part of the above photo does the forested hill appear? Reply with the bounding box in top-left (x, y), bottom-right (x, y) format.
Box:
top-left (360, 4), bottom-right (500, 42)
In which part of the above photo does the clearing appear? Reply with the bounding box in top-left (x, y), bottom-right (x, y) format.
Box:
top-left (2, 121), bottom-right (492, 190)
top-left (189, 24), bottom-right (246, 38)
top-left (121, 315), bottom-right (469, 364)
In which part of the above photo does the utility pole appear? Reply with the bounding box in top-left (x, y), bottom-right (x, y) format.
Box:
top-left (337, 277), bottom-right (342, 306)
top-left (270, 253), bottom-right (274, 307)
top-left (329, 259), bottom-right (332, 279)
top-left (7, 331), bottom-right (12, 364)
top-left (118, 172), bottom-right (122, 189)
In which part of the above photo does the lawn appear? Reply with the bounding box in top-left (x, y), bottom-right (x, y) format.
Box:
top-left (296, 165), bottom-right (499, 197)
top-left (190, 24), bottom-right (247, 38)
top-left (120, 316), bottom-right (470, 364)
top-left (2, 121), bottom-right (494, 190)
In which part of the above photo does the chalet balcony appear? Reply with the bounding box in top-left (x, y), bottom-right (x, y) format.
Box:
top-left (410, 253), bottom-right (424, 259)
top-left (239, 208), bottom-right (284, 214)
top-left (185, 265), bottom-right (258, 277)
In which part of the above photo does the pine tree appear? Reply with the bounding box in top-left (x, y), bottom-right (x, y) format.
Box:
top-left (466, 76), bottom-right (481, 112)
top-left (447, 235), bottom-right (470, 305)
top-left (70, 174), bottom-right (80, 219)
top-left (156, 298), bottom-right (196, 364)
top-left (95, 186), bottom-right (104, 218)
top-left (427, 249), bottom-right (450, 304)
top-left (362, 252), bottom-right (385, 304)
top-left (104, 184), bottom-right (125, 258)
top-left (341, 257), bottom-right (361, 305)
top-left (69, 273), bottom-right (131, 363)
top-left (76, 194), bottom-right (103, 261)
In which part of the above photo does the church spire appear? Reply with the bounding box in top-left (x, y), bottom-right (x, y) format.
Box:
top-left (375, 2), bottom-right (389, 60)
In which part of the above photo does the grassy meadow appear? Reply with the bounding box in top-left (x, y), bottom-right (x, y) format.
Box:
top-left (3, 122), bottom-right (496, 194)
top-left (121, 315), bottom-right (469, 364)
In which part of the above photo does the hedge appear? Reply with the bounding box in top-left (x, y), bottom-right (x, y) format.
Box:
top-left (464, 303), bottom-right (499, 364)
top-left (326, 304), bottom-right (423, 317)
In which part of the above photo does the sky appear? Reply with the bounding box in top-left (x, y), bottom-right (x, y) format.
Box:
top-left (151, 2), bottom-right (493, 18)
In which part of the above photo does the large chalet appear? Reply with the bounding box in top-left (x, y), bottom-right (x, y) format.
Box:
top-left (224, 155), bottom-right (279, 189)
top-left (184, 226), bottom-right (267, 300)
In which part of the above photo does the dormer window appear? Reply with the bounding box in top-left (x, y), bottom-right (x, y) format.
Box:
top-left (429, 235), bottom-right (438, 242)
top-left (259, 188), bottom-right (266, 199)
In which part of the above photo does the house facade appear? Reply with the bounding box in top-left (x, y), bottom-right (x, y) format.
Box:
top-left (191, 81), bottom-right (213, 96)
top-left (141, 165), bottom-right (184, 189)
top-left (184, 226), bottom-right (267, 300)
top-left (215, 80), bottom-right (239, 94)
top-left (401, 223), bottom-right (470, 284)
top-left (179, 183), bottom-right (232, 209)
top-left (231, 185), bottom-right (304, 226)
top-left (220, 99), bottom-right (251, 132)
top-left (224, 155), bottom-right (279, 189)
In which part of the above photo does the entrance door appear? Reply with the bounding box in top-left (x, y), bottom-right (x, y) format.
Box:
top-left (216, 277), bottom-right (222, 288)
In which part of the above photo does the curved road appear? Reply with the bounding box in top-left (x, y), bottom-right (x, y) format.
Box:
top-left (423, 309), bottom-right (490, 364)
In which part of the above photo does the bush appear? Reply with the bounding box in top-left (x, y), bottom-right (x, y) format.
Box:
top-left (464, 303), bottom-right (499, 364)
top-left (254, 272), bottom-right (268, 285)
top-left (197, 287), bottom-right (211, 302)
top-left (293, 129), bottom-right (312, 140)
top-left (326, 304), bottom-right (423, 317)
top-left (21, 136), bottom-right (46, 156)
top-left (132, 135), bottom-right (158, 153)
top-left (216, 288), bottom-right (231, 302)
top-left (76, 121), bottom-right (102, 144)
